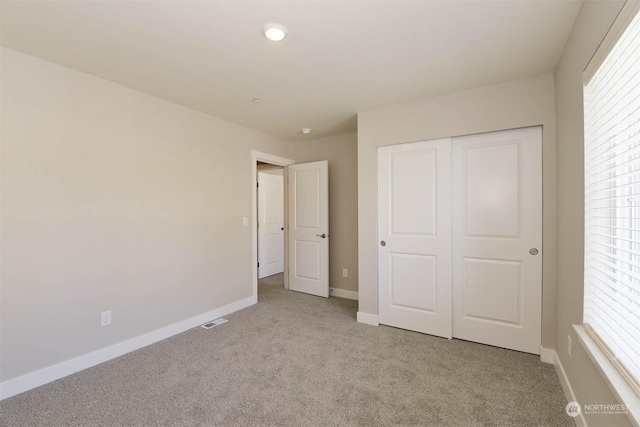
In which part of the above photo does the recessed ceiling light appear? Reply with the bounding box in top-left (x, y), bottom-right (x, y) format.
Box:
top-left (252, 98), bottom-right (263, 104)
top-left (263, 23), bottom-right (287, 42)
top-left (301, 128), bottom-right (312, 135)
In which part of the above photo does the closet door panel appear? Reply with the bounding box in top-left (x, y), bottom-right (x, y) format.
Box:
top-left (452, 127), bottom-right (542, 354)
top-left (378, 139), bottom-right (452, 338)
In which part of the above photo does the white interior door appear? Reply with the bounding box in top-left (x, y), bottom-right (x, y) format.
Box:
top-left (288, 161), bottom-right (329, 297)
top-left (378, 139), bottom-right (453, 338)
top-left (258, 172), bottom-right (284, 279)
top-left (452, 126), bottom-right (542, 354)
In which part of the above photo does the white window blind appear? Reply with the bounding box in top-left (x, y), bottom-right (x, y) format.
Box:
top-left (584, 5), bottom-right (640, 395)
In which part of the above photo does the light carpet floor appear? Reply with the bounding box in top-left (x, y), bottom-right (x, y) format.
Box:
top-left (0, 273), bottom-right (573, 426)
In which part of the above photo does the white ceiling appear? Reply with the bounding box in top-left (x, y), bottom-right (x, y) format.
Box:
top-left (0, 0), bottom-right (583, 142)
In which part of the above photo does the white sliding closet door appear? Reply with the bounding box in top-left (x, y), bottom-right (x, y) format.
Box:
top-left (452, 126), bottom-right (542, 354)
top-left (378, 139), bottom-right (453, 338)
top-left (378, 126), bottom-right (542, 354)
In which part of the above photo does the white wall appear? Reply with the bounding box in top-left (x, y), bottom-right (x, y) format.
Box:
top-left (357, 74), bottom-right (558, 348)
top-left (0, 48), bottom-right (293, 382)
top-left (555, 1), bottom-right (632, 426)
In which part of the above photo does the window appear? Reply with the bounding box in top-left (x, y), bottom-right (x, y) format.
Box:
top-left (583, 2), bottom-right (640, 398)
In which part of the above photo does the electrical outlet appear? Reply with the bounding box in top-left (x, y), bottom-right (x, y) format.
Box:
top-left (101, 310), bottom-right (112, 327)
top-left (342, 268), bottom-right (348, 278)
top-left (242, 217), bottom-right (248, 226)
top-left (567, 335), bottom-right (572, 357)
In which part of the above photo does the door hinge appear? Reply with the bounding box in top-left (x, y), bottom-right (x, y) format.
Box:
top-left (257, 182), bottom-right (259, 187)
top-left (258, 262), bottom-right (260, 267)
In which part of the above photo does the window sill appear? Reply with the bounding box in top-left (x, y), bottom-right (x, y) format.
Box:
top-left (573, 324), bottom-right (640, 426)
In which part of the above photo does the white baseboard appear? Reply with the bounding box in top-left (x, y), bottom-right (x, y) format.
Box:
top-left (0, 295), bottom-right (256, 401)
top-left (553, 350), bottom-right (587, 427)
top-left (540, 346), bottom-right (555, 364)
top-left (357, 311), bottom-right (379, 326)
top-left (330, 288), bottom-right (358, 300)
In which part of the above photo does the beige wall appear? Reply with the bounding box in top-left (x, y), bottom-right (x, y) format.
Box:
top-left (357, 74), bottom-right (558, 348)
top-left (293, 133), bottom-right (358, 293)
top-left (555, 1), bottom-right (632, 426)
top-left (0, 48), bottom-right (293, 381)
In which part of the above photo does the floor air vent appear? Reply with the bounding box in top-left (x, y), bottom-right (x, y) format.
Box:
top-left (200, 318), bottom-right (228, 329)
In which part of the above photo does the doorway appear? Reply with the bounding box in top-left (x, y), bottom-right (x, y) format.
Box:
top-left (251, 152), bottom-right (295, 301)
top-left (250, 151), bottom-right (331, 302)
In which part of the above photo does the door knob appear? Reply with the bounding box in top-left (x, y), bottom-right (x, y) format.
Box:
top-left (529, 248), bottom-right (539, 255)
top-left (380, 241), bottom-right (386, 246)
top-left (316, 233), bottom-right (327, 238)
top-left (281, 227), bottom-right (284, 231)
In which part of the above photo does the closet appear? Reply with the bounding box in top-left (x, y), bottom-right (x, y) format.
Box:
top-left (378, 126), bottom-right (542, 354)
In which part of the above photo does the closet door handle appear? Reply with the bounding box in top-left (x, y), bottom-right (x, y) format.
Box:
top-left (529, 248), bottom-right (539, 255)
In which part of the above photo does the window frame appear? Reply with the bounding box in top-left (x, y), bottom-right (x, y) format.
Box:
top-left (579, 1), bottom-right (640, 424)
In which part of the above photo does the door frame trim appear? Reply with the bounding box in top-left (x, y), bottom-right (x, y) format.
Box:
top-left (251, 151), bottom-right (295, 301)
